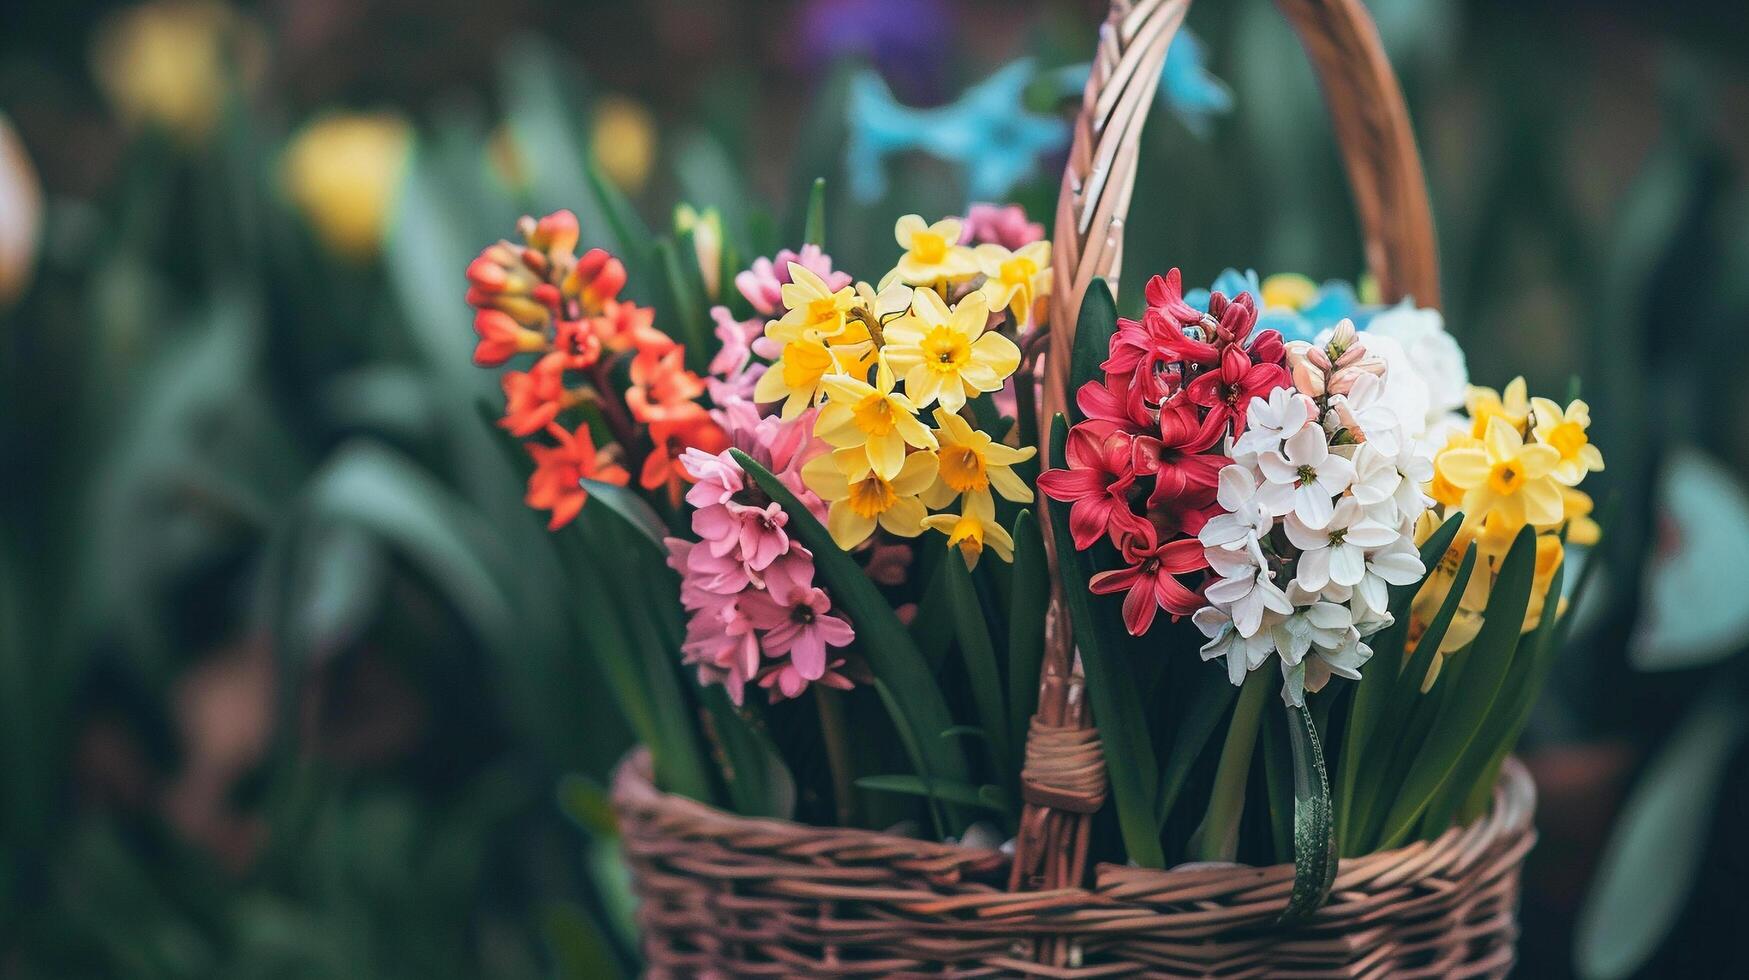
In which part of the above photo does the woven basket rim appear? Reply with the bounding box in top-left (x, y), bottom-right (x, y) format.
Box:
top-left (611, 746), bottom-right (1535, 905)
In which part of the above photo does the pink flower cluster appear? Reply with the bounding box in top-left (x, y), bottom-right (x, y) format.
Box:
top-left (665, 248), bottom-right (860, 704)
top-left (956, 202), bottom-right (1046, 249)
top-left (1038, 269), bottom-right (1291, 635)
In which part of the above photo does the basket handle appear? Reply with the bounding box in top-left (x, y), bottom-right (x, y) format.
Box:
top-left (1013, 0), bottom-right (1439, 913)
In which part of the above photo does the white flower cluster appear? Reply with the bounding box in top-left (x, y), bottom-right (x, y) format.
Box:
top-left (1194, 322), bottom-right (1435, 706)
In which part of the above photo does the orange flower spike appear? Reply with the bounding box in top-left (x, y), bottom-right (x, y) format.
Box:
top-left (594, 300), bottom-right (665, 354)
top-left (525, 422), bottom-right (629, 530)
top-left (565, 247), bottom-right (627, 315)
top-left (471, 309), bottom-right (550, 366)
top-left (524, 209), bottom-right (579, 256)
top-left (499, 358), bottom-right (568, 436)
top-left (626, 345), bottom-right (707, 423)
top-left (642, 415), bottom-right (728, 508)
top-left (549, 319), bottom-right (604, 370)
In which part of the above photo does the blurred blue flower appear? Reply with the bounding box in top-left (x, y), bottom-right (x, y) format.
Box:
top-left (846, 59), bottom-right (1067, 203)
top-left (1184, 268), bottom-right (1375, 344)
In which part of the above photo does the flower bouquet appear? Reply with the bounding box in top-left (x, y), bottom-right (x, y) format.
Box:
top-left (453, 1), bottom-right (1604, 974)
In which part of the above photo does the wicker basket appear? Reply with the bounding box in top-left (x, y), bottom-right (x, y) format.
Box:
top-left (613, 0), bottom-right (1538, 976)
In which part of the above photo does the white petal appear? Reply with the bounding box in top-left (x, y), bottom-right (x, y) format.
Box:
top-left (1293, 487), bottom-right (1335, 528)
top-left (1329, 544), bottom-right (1366, 587)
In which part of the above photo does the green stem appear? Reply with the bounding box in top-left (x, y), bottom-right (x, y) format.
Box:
top-left (1195, 669), bottom-right (1272, 862)
top-left (815, 688), bottom-right (858, 827)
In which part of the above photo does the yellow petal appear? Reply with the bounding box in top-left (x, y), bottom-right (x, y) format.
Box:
top-left (827, 502), bottom-right (877, 550)
top-left (891, 450), bottom-right (939, 497)
top-left (1437, 447), bottom-right (1489, 488)
top-left (949, 292), bottom-right (990, 339)
top-left (909, 286), bottom-right (950, 326)
top-left (1483, 416), bottom-right (1523, 460)
top-left (988, 464), bottom-right (1033, 503)
top-left (879, 496), bottom-right (928, 538)
top-left (894, 213), bottom-right (927, 248)
top-left (801, 453), bottom-right (850, 500)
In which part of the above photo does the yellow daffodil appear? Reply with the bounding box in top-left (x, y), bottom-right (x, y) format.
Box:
top-left (922, 407), bottom-right (1036, 509)
top-left (1560, 486), bottom-right (1600, 546)
top-left (892, 214), bottom-right (978, 285)
top-left (753, 335), bottom-right (838, 419)
top-left (882, 288), bottom-right (1020, 413)
top-left (921, 487), bottom-right (1015, 569)
top-left (1465, 377), bottom-right (1530, 439)
top-left (802, 448), bottom-right (936, 550)
top-left (1261, 272), bottom-right (1319, 310)
top-left (815, 358), bottom-right (937, 479)
top-left (1435, 416), bottom-right (1564, 533)
top-left (975, 240), bottom-right (1052, 327)
top-left (1530, 396), bottom-right (1604, 486)
top-left (591, 95), bottom-right (657, 193)
top-left (770, 263), bottom-right (858, 343)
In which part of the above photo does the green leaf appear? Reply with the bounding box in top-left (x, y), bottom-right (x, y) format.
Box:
top-left (656, 237), bottom-right (711, 373)
top-left (1278, 705), bottom-right (1337, 923)
top-left (1007, 510), bottom-right (1048, 766)
top-left (699, 686), bottom-right (797, 820)
top-left (584, 163), bottom-right (655, 282)
top-left (1339, 515), bottom-right (1466, 845)
top-left (1425, 556), bottom-right (1567, 833)
top-left (578, 478), bottom-right (676, 550)
top-left (1045, 414), bottom-right (1163, 867)
top-left (571, 509), bottom-right (717, 805)
top-left (803, 177), bottom-right (827, 247)
top-left (945, 555), bottom-right (1010, 780)
top-left (732, 450), bottom-right (972, 818)
top-left (908, 554), bottom-right (955, 671)
top-left (1574, 692), bottom-right (1748, 980)
top-left (854, 775), bottom-right (1012, 815)
top-left (1068, 280), bottom-right (1117, 421)
top-left (1347, 542), bottom-right (1477, 853)
top-left (1155, 663), bottom-right (1240, 828)
top-left (1192, 666), bottom-right (1270, 862)
top-left (1375, 527), bottom-right (1538, 850)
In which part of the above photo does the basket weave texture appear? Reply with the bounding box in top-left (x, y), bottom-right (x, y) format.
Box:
top-left (613, 749), bottom-right (1536, 978)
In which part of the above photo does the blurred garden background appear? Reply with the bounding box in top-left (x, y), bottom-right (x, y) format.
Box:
top-left (2, 0), bottom-right (1748, 976)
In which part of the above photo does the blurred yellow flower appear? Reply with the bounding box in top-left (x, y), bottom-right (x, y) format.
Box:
top-left (282, 113), bottom-right (412, 262)
top-left (591, 96), bottom-right (656, 193)
top-left (1261, 272), bottom-right (1318, 310)
top-left (0, 113), bottom-right (41, 310)
top-left (1561, 486), bottom-right (1600, 546)
top-left (90, 1), bottom-right (263, 145)
top-left (922, 488), bottom-right (1015, 569)
top-left (892, 214), bottom-right (977, 285)
top-left (1465, 377), bottom-right (1530, 439)
top-left (802, 447), bottom-right (936, 550)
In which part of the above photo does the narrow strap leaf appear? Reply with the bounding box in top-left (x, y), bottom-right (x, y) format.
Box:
top-left (803, 177), bottom-right (827, 247)
top-left (1279, 704), bottom-right (1337, 924)
top-left (1007, 510), bottom-right (1049, 766)
top-left (579, 478), bottom-right (678, 549)
top-left (945, 556), bottom-right (1011, 780)
top-left (1067, 280), bottom-right (1117, 423)
top-left (1044, 415), bottom-right (1164, 867)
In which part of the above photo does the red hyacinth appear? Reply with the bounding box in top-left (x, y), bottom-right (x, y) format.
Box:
top-left (1088, 522), bottom-right (1207, 636)
top-left (1036, 421), bottom-right (1150, 551)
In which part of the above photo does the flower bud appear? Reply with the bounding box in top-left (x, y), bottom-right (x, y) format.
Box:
top-left (527, 209), bottom-right (579, 256)
top-left (1284, 341), bottom-right (1326, 398)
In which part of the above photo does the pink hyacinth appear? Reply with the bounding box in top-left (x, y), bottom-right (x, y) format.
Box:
top-left (957, 203), bottom-right (1045, 250)
top-left (746, 585), bottom-right (855, 681)
top-left (733, 244), bottom-right (850, 317)
top-left (707, 306), bottom-right (766, 405)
